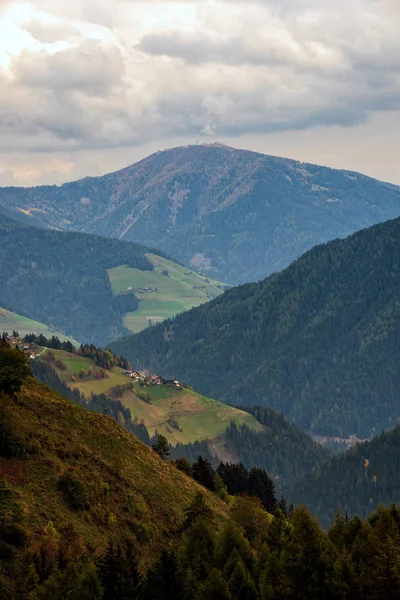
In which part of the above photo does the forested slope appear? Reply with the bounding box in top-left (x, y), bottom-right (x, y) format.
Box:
top-left (0, 217), bottom-right (158, 344)
top-left (111, 217), bottom-right (400, 438)
top-left (288, 426), bottom-right (400, 529)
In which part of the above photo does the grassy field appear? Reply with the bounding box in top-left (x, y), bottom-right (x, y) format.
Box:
top-left (121, 383), bottom-right (263, 445)
top-left (46, 349), bottom-right (128, 396)
top-left (108, 253), bottom-right (229, 333)
top-left (40, 349), bottom-right (262, 445)
top-left (0, 306), bottom-right (79, 345)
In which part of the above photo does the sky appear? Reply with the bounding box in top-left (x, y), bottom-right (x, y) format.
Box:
top-left (0, 0), bottom-right (399, 186)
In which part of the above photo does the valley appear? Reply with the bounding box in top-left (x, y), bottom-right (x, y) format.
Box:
top-left (3, 0), bottom-right (400, 595)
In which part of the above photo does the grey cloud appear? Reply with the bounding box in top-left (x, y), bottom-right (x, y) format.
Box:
top-left (13, 40), bottom-right (124, 93)
top-left (0, 0), bottom-right (399, 164)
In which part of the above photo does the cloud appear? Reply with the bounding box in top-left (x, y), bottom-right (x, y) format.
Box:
top-left (0, 0), bottom-right (400, 183)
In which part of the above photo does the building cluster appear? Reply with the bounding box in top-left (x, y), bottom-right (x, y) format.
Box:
top-left (123, 369), bottom-right (182, 390)
top-left (5, 335), bottom-right (37, 359)
top-left (135, 287), bottom-right (158, 294)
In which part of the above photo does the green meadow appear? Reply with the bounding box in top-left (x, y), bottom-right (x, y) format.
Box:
top-left (108, 253), bottom-right (229, 333)
top-left (46, 349), bottom-right (128, 395)
top-left (40, 348), bottom-right (262, 446)
top-left (0, 306), bottom-right (79, 345)
top-left (121, 383), bottom-right (263, 445)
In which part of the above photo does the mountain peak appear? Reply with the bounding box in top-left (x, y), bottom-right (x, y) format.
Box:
top-left (1, 145), bottom-right (400, 284)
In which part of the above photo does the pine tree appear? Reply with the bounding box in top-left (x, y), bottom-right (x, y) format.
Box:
top-left (247, 467), bottom-right (276, 513)
top-left (152, 434), bottom-right (170, 459)
top-left (228, 559), bottom-right (257, 600)
top-left (192, 456), bottom-right (216, 491)
top-left (198, 569), bottom-right (231, 600)
top-left (145, 551), bottom-right (183, 600)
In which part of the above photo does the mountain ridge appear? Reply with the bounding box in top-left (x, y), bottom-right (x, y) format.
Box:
top-left (2, 144), bottom-right (400, 283)
top-left (110, 216), bottom-right (400, 439)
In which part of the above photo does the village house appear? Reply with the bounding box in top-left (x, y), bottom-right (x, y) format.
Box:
top-left (150, 375), bottom-right (161, 385)
top-left (162, 376), bottom-right (182, 391)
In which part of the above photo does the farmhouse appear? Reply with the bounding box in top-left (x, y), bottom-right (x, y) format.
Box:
top-left (136, 287), bottom-right (158, 294)
top-left (162, 376), bottom-right (182, 391)
top-left (123, 370), bottom-right (141, 380)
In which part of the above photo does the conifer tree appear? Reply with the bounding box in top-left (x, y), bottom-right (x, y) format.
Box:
top-left (199, 569), bottom-right (231, 600)
top-left (145, 550), bottom-right (184, 600)
top-left (192, 456), bottom-right (216, 491)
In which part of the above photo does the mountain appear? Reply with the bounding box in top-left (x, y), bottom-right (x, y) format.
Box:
top-left (110, 216), bottom-right (400, 439)
top-left (2, 144), bottom-right (400, 284)
top-left (288, 426), bottom-right (400, 529)
top-left (0, 217), bottom-right (225, 344)
top-left (30, 339), bottom-right (328, 485)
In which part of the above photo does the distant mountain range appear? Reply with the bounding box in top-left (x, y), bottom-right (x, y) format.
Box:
top-left (1, 144), bottom-right (400, 283)
top-left (110, 216), bottom-right (400, 439)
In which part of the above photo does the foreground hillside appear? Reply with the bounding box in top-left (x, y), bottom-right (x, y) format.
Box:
top-left (111, 217), bottom-right (400, 438)
top-left (0, 217), bottom-right (225, 344)
top-left (0, 377), bottom-right (229, 552)
top-left (3, 350), bottom-right (400, 598)
top-left (2, 144), bottom-right (400, 283)
top-left (288, 426), bottom-right (400, 529)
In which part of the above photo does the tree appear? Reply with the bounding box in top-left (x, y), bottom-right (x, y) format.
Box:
top-left (183, 493), bottom-right (214, 530)
top-left (152, 434), bottom-right (170, 459)
top-left (281, 506), bottom-right (338, 600)
top-left (145, 550), bottom-right (183, 600)
top-left (0, 340), bottom-right (31, 398)
top-left (98, 541), bottom-right (138, 599)
top-left (174, 457), bottom-right (193, 477)
top-left (70, 563), bottom-right (103, 600)
top-left (228, 560), bottom-right (257, 600)
top-left (247, 467), bottom-right (277, 513)
top-left (192, 456), bottom-right (216, 491)
top-left (198, 569), bottom-right (231, 600)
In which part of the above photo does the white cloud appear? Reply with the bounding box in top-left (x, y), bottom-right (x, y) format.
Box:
top-left (0, 0), bottom-right (399, 184)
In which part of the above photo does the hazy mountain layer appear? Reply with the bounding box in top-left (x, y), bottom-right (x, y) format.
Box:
top-left (2, 144), bottom-right (400, 283)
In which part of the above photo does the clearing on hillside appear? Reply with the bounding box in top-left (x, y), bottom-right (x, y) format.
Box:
top-left (108, 253), bottom-right (229, 333)
top-left (39, 348), bottom-right (262, 445)
top-left (0, 306), bottom-right (79, 345)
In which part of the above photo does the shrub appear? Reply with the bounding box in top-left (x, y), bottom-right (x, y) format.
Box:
top-left (137, 391), bottom-right (151, 404)
top-left (58, 473), bottom-right (88, 510)
top-left (174, 457), bottom-right (193, 477)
